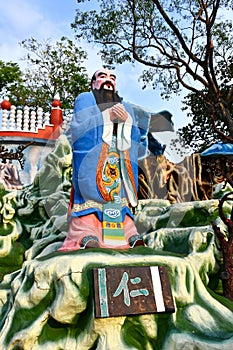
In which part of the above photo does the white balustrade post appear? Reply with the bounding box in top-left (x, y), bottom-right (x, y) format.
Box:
top-left (30, 110), bottom-right (36, 131)
top-left (22, 107), bottom-right (29, 131)
top-left (1, 109), bottom-right (8, 130)
top-left (44, 112), bottom-right (50, 125)
top-left (16, 106), bottom-right (22, 130)
top-left (9, 106), bottom-right (16, 129)
top-left (15, 109), bottom-right (23, 130)
top-left (37, 107), bottom-right (43, 128)
top-left (62, 114), bottom-right (70, 129)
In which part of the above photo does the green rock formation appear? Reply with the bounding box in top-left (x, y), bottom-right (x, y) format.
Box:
top-left (0, 135), bottom-right (233, 349)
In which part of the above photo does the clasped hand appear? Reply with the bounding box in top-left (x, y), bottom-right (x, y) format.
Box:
top-left (109, 103), bottom-right (128, 122)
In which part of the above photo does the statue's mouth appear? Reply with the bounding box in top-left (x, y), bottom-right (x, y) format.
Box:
top-left (100, 81), bottom-right (114, 91)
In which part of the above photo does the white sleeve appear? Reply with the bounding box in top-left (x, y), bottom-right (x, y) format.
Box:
top-left (117, 113), bottom-right (132, 151)
top-left (102, 110), bottom-right (113, 146)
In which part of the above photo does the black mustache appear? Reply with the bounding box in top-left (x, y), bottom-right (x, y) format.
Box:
top-left (100, 80), bottom-right (114, 89)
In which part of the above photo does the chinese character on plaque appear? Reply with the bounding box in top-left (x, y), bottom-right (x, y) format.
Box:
top-left (93, 266), bottom-right (175, 318)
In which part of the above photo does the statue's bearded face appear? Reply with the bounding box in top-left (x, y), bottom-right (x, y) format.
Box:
top-left (92, 68), bottom-right (117, 92)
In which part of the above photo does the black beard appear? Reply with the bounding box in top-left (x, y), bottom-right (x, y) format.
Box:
top-left (93, 88), bottom-right (121, 112)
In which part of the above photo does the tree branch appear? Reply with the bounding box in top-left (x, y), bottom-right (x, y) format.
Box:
top-left (210, 111), bottom-right (233, 142)
top-left (152, 0), bottom-right (203, 65)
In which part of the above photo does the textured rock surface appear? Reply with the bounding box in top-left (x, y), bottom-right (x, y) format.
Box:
top-left (0, 134), bottom-right (233, 349)
top-left (0, 135), bottom-right (72, 280)
top-left (0, 245), bottom-right (233, 350)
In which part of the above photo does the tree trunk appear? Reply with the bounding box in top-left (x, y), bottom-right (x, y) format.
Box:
top-left (213, 191), bottom-right (233, 301)
top-left (221, 239), bottom-right (233, 301)
top-left (219, 102), bottom-right (233, 138)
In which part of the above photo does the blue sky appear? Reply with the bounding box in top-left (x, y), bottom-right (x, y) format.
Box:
top-left (0, 0), bottom-right (190, 162)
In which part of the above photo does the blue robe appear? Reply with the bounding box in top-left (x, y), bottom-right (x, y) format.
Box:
top-left (70, 91), bottom-right (149, 221)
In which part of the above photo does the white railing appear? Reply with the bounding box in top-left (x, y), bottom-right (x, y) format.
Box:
top-left (0, 105), bottom-right (51, 133)
top-left (61, 110), bottom-right (73, 130)
top-left (0, 107), bottom-right (73, 133)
